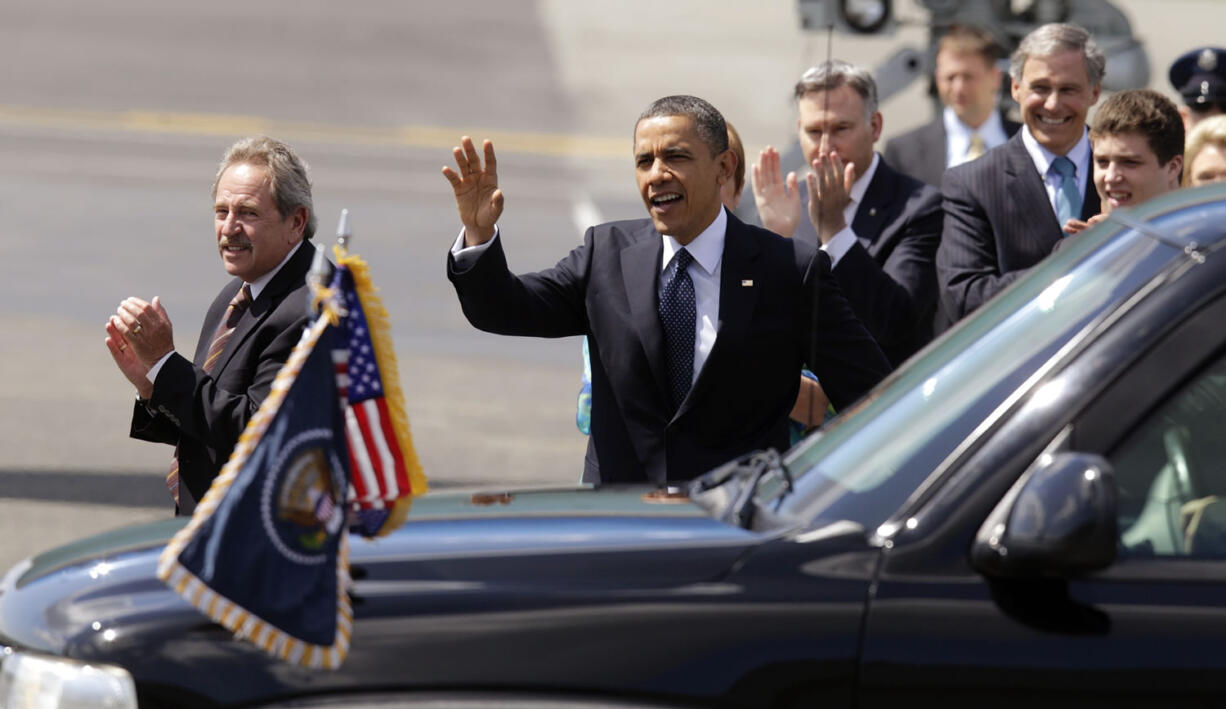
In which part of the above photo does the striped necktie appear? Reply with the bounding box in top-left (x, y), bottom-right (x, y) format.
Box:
top-left (166, 283), bottom-right (253, 510)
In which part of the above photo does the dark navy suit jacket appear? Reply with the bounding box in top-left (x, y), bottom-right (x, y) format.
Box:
top-left (130, 241), bottom-right (321, 513)
top-left (447, 210), bottom-right (890, 485)
top-left (746, 157), bottom-right (943, 365)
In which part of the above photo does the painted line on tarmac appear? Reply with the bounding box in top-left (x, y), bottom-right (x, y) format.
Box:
top-left (0, 104), bottom-right (628, 160)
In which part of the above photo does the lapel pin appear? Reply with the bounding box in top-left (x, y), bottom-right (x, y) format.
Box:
top-left (868, 207), bottom-right (878, 217)
top-left (741, 279), bottom-right (754, 287)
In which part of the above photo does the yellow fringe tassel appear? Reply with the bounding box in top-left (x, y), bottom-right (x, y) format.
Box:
top-left (334, 246), bottom-right (428, 536)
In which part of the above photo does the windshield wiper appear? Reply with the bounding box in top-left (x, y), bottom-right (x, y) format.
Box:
top-left (688, 449), bottom-right (794, 530)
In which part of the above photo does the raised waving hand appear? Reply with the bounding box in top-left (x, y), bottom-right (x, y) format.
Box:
top-left (442, 136), bottom-right (504, 247)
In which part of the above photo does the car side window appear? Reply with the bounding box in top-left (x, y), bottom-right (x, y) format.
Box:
top-left (1111, 350), bottom-right (1226, 559)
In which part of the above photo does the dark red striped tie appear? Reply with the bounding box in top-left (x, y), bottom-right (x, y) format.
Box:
top-left (166, 283), bottom-right (253, 509)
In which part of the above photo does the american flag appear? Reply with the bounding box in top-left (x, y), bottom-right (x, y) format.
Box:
top-left (333, 267), bottom-right (410, 517)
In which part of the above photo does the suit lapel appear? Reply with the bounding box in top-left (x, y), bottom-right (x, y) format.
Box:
top-left (620, 226), bottom-right (669, 398)
top-left (1004, 136), bottom-right (1063, 242)
top-left (674, 212), bottom-right (760, 422)
top-left (212, 241), bottom-right (315, 376)
top-left (851, 158), bottom-right (896, 247)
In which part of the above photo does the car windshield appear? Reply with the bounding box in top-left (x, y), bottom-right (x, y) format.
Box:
top-left (770, 214), bottom-right (1185, 532)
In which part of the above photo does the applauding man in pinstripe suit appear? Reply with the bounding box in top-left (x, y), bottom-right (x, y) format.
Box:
top-left (937, 23), bottom-right (1103, 323)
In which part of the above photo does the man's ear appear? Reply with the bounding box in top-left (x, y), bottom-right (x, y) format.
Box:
top-left (870, 111), bottom-right (883, 143)
top-left (289, 207), bottom-right (309, 242)
top-left (1165, 154), bottom-right (1184, 188)
top-left (716, 148), bottom-right (735, 185)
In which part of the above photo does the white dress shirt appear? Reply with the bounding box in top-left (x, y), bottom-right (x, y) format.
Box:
top-left (146, 241), bottom-right (303, 382)
top-left (659, 206), bottom-right (725, 384)
top-left (451, 207), bottom-right (729, 385)
top-left (821, 152), bottom-right (880, 267)
top-left (944, 107), bottom-right (1010, 168)
top-left (1020, 125), bottom-right (1093, 220)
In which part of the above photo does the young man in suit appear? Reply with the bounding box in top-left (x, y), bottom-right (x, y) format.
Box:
top-left (750, 60), bottom-right (943, 366)
top-left (444, 95), bottom-right (890, 486)
top-left (1065, 90), bottom-right (1184, 234)
top-left (884, 24), bottom-right (1021, 188)
top-left (937, 23), bottom-right (1104, 323)
top-left (105, 137), bottom-right (323, 514)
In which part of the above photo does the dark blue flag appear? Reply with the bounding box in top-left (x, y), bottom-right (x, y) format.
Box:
top-left (157, 320), bottom-right (354, 669)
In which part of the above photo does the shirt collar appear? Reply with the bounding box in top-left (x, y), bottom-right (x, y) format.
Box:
top-left (247, 241), bottom-right (302, 301)
top-left (1021, 124), bottom-right (1092, 177)
top-left (661, 205), bottom-right (726, 276)
top-left (848, 152), bottom-right (880, 206)
top-left (943, 106), bottom-right (1008, 145)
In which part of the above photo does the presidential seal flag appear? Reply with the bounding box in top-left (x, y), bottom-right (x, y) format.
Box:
top-left (156, 211), bottom-right (426, 668)
top-left (156, 316), bottom-right (353, 668)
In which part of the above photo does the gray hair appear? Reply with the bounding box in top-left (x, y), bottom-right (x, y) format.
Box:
top-left (212, 136), bottom-right (316, 240)
top-left (636, 95), bottom-right (729, 156)
top-left (1009, 23), bottom-right (1106, 89)
top-left (794, 60), bottom-right (879, 123)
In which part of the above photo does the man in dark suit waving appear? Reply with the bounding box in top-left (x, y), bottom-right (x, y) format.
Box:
top-left (750, 61), bottom-right (943, 366)
top-left (106, 137), bottom-right (322, 514)
top-left (444, 96), bottom-right (889, 485)
top-left (938, 23), bottom-right (1104, 322)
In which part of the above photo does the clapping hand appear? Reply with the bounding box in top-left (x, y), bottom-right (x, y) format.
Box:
top-left (751, 146), bottom-right (802, 238)
top-left (1063, 213), bottom-right (1107, 236)
top-left (805, 151), bottom-right (855, 245)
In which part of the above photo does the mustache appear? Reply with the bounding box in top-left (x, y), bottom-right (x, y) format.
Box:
top-left (218, 237), bottom-right (252, 249)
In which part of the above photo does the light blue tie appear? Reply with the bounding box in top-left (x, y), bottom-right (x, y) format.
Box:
top-left (1051, 156), bottom-right (1082, 226)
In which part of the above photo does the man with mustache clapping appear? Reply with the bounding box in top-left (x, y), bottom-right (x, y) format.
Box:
top-left (104, 136), bottom-right (324, 515)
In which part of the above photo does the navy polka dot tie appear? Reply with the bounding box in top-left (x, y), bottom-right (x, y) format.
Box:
top-left (659, 247), bottom-right (695, 411)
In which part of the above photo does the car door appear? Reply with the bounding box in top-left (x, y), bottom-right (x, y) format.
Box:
top-left (856, 252), bottom-right (1226, 707)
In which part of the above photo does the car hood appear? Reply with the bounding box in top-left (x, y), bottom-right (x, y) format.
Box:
top-left (0, 484), bottom-right (761, 655)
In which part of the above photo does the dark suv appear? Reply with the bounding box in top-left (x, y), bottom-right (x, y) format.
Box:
top-left (5, 184), bottom-right (1226, 708)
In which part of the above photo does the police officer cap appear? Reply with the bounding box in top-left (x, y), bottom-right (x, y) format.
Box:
top-left (1169, 47), bottom-right (1226, 107)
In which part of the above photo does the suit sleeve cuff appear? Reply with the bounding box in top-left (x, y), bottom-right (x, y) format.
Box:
top-left (450, 226), bottom-right (501, 269)
top-left (146, 351), bottom-right (175, 383)
top-left (820, 227), bottom-right (857, 268)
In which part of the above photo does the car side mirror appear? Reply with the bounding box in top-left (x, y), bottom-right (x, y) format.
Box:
top-left (972, 452), bottom-right (1118, 578)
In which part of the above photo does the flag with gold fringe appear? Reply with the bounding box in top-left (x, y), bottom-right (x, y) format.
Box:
top-left (332, 245), bottom-right (427, 537)
top-left (157, 219), bottom-right (426, 669)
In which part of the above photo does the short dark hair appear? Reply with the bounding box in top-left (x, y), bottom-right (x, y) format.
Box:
top-left (1090, 89), bottom-right (1185, 166)
top-left (636, 95), bottom-right (728, 156)
top-left (938, 24), bottom-right (1002, 66)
